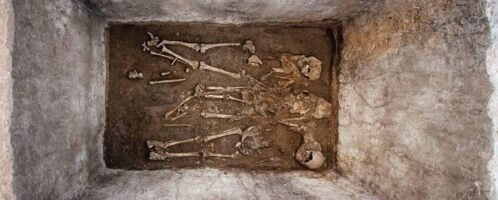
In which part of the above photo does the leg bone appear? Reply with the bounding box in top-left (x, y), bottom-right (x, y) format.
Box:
top-left (156, 40), bottom-right (200, 52)
top-left (203, 127), bottom-right (242, 143)
top-left (165, 96), bottom-right (195, 119)
top-left (149, 151), bottom-right (200, 160)
top-left (147, 137), bottom-right (201, 149)
top-left (199, 61), bottom-right (241, 79)
top-left (200, 43), bottom-right (241, 54)
top-left (203, 94), bottom-right (249, 104)
top-left (149, 78), bottom-right (186, 85)
top-left (161, 46), bottom-right (200, 69)
top-left (202, 150), bottom-right (238, 159)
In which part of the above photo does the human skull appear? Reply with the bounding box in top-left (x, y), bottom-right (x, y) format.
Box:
top-left (298, 56), bottom-right (322, 80)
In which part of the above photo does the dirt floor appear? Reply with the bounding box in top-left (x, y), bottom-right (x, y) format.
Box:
top-left (105, 23), bottom-right (336, 170)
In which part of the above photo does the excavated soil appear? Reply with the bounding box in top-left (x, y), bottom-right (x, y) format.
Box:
top-left (105, 23), bottom-right (336, 170)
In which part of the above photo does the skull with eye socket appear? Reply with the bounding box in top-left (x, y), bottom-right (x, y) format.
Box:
top-left (297, 56), bottom-right (322, 81)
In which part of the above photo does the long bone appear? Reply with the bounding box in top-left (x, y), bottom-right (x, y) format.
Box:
top-left (149, 151), bottom-right (200, 160)
top-left (206, 86), bottom-right (250, 92)
top-left (200, 42), bottom-right (241, 54)
top-left (203, 94), bottom-right (249, 104)
top-left (200, 112), bottom-right (244, 121)
top-left (202, 150), bottom-right (238, 159)
top-left (164, 85), bottom-right (205, 119)
top-left (147, 136), bottom-right (201, 149)
top-left (156, 40), bottom-right (201, 52)
top-left (199, 61), bottom-right (241, 79)
top-left (149, 78), bottom-right (186, 85)
top-left (161, 46), bottom-right (200, 69)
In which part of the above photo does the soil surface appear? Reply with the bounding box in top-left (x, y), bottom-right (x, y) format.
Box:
top-left (106, 23), bottom-right (335, 170)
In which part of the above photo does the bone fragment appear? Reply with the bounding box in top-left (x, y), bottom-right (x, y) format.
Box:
top-left (160, 71), bottom-right (171, 76)
top-left (141, 42), bottom-right (150, 52)
top-left (199, 61), bottom-right (241, 79)
top-left (203, 128), bottom-right (243, 143)
top-left (127, 70), bottom-right (144, 80)
top-left (161, 46), bottom-right (200, 69)
top-left (243, 40), bottom-right (256, 54)
top-left (247, 55), bottom-right (263, 67)
top-left (149, 78), bottom-right (186, 85)
top-left (147, 137), bottom-right (201, 149)
top-left (200, 43), bottom-right (241, 54)
top-left (156, 40), bottom-right (201, 52)
top-left (165, 96), bottom-right (195, 119)
top-left (149, 151), bottom-right (200, 160)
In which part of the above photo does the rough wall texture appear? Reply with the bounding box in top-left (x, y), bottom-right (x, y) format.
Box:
top-left (0, 0), bottom-right (15, 199)
top-left (486, 0), bottom-right (498, 199)
top-left (337, 0), bottom-right (494, 199)
top-left (77, 169), bottom-right (379, 200)
top-left (10, 0), bottom-right (106, 199)
top-left (86, 0), bottom-right (376, 23)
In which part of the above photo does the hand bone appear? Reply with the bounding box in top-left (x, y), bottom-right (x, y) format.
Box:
top-left (199, 61), bottom-right (241, 79)
top-left (200, 42), bottom-right (241, 54)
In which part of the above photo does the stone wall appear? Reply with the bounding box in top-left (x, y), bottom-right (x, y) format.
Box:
top-left (486, 0), bottom-right (498, 199)
top-left (86, 0), bottom-right (376, 23)
top-left (337, 0), bottom-right (495, 199)
top-left (9, 0), bottom-right (106, 199)
top-left (0, 0), bottom-right (15, 199)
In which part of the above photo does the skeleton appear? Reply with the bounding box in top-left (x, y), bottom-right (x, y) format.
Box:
top-left (199, 61), bottom-right (241, 79)
top-left (127, 69), bottom-right (144, 80)
top-left (147, 126), bottom-right (272, 160)
top-left (247, 55), bottom-right (263, 67)
top-left (148, 78), bottom-right (186, 85)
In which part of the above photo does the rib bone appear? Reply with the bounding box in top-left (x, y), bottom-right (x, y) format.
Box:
top-left (149, 78), bottom-right (186, 85)
top-left (200, 43), bottom-right (241, 54)
top-left (199, 61), bottom-right (241, 79)
top-left (161, 46), bottom-right (199, 69)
